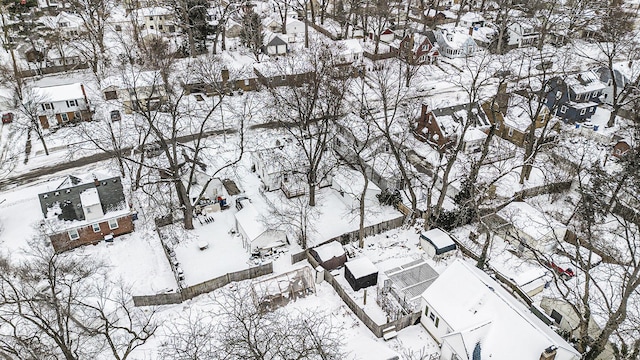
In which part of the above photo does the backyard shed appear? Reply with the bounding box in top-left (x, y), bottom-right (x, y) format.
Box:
top-left (420, 228), bottom-right (456, 258)
top-left (345, 257), bottom-right (378, 291)
top-left (235, 202), bottom-right (287, 254)
top-left (309, 241), bottom-right (347, 270)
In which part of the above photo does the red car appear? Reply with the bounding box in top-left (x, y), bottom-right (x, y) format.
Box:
top-left (545, 260), bottom-right (575, 280)
top-left (2, 113), bottom-right (14, 124)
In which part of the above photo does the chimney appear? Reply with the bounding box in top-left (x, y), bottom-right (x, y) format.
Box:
top-left (540, 346), bottom-right (557, 360)
top-left (496, 82), bottom-right (509, 114)
top-left (469, 26), bottom-right (474, 36)
top-left (221, 68), bottom-right (230, 83)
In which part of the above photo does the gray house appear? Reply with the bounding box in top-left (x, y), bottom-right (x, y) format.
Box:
top-left (263, 33), bottom-right (288, 55)
top-left (544, 71), bottom-right (605, 123)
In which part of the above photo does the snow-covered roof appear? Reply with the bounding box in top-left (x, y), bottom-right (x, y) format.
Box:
top-left (313, 241), bottom-right (345, 261)
top-left (497, 201), bottom-right (565, 241)
top-left (421, 228), bottom-right (455, 250)
top-left (79, 188), bottom-right (101, 207)
top-left (332, 168), bottom-right (380, 195)
top-left (464, 128), bottom-right (487, 142)
top-left (234, 202), bottom-right (268, 242)
top-left (565, 71), bottom-right (606, 94)
top-left (460, 12), bottom-right (484, 24)
top-left (502, 93), bottom-right (543, 131)
top-left (135, 7), bottom-right (172, 18)
top-left (422, 259), bottom-right (581, 360)
top-left (102, 70), bottom-right (164, 90)
top-left (32, 83), bottom-right (85, 102)
top-left (345, 257), bottom-right (378, 279)
top-left (336, 39), bottom-right (363, 55)
top-left (41, 11), bottom-right (84, 29)
top-left (437, 27), bottom-right (474, 50)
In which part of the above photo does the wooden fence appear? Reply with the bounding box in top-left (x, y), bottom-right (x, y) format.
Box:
top-left (291, 215), bottom-right (405, 264)
top-left (307, 254), bottom-right (421, 338)
top-left (132, 262), bottom-right (273, 306)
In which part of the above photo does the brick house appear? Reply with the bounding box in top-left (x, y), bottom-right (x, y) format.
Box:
top-left (38, 174), bottom-right (134, 253)
top-left (612, 136), bottom-right (633, 158)
top-left (413, 102), bottom-right (490, 152)
top-left (483, 89), bottom-right (557, 148)
top-left (397, 31), bottom-right (439, 65)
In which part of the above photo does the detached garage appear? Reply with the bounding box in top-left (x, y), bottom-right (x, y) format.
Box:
top-left (310, 241), bottom-right (347, 271)
top-left (345, 257), bottom-right (378, 291)
top-left (420, 228), bottom-right (456, 258)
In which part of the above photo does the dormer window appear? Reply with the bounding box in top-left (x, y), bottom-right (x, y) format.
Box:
top-left (555, 91), bottom-right (562, 100)
top-left (55, 192), bottom-right (60, 196)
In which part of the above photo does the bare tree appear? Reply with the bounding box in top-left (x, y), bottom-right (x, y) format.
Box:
top-left (0, 238), bottom-right (157, 360)
top-left (266, 41), bottom-right (351, 207)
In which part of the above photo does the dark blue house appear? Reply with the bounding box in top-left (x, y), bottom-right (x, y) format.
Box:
top-left (544, 71), bottom-right (606, 123)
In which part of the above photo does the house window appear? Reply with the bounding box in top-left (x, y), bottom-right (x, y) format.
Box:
top-left (92, 223), bottom-right (101, 232)
top-left (495, 121), bottom-right (500, 130)
top-left (592, 91), bottom-right (598, 98)
top-left (508, 127), bottom-right (514, 137)
top-left (159, 25), bottom-right (163, 30)
top-left (68, 229), bottom-right (79, 240)
top-left (435, 317), bottom-right (440, 327)
top-left (576, 94), bottom-right (581, 100)
top-left (43, 103), bottom-right (53, 110)
top-left (580, 108), bottom-right (586, 115)
top-left (108, 218), bottom-right (119, 230)
top-left (244, 79), bottom-right (250, 86)
top-left (560, 105), bottom-right (567, 114)
top-left (61, 113), bottom-right (69, 122)
top-left (105, 91), bottom-right (118, 100)
top-left (590, 107), bottom-right (595, 113)
top-left (150, 25), bottom-right (154, 30)
top-left (429, 312), bottom-right (435, 321)
top-left (115, 25), bottom-right (122, 31)
top-left (149, 16), bottom-right (154, 20)
top-left (555, 91), bottom-right (562, 100)
top-left (425, 305), bottom-right (429, 315)
top-left (66, 99), bottom-right (78, 107)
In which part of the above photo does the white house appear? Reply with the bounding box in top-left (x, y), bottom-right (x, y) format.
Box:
top-left (421, 260), bottom-right (581, 360)
top-left (32, 82), bottom-right (91, 129)
top-left (496, 201), bottom-right (567, 254)
top-left (282, 18), bottom-right (305, 42)
top-left (336, 39), bottom-right (363, 64)
top-left (101, 71), bottom-right (167, 114)
top-left (331, 168), bottom-right (381, 210)
top-left (41, 11), bottom-right (84, 38)
top-left (234, 201), bottom-right (287, 254)
top-left (263, 32), bottom-right (288, 55)
top-left (135, 7), bottom-right (174, 34)
top-left (435, 27), bottom-right (477, 58)
top-left (507, 21), bottom-right (540, 48)
top-left (459, 12), bottom-right (485, 28)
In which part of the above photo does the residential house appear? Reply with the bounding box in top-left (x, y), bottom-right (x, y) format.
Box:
top-left (369, 28), bottom-right (395, 43)
top-left (32, 82), bottom-right (92, 129)
top-left (482, 88), bottom-right (556, 147)
top-left (45, 46), bottom-right (85, 69)
top-left (263, 32), bottom-right (288, 55)
top-left (135, 7), bottom-right (175, 34)
top-left (458, 12), bottom-right (485, 28)
top-left (540, 297), bottom-right (615, 360)
top-left (507, 20), bottom-right (540, 48)
top-left (492, 201), bottom-right (567, 254)
top-left (336, 39), bottom-right (363, 65)
top-left (397, 31), bottom-right (439, 65)
top-left (331, 168), bottom-right (381, 210)
top-left (281, 18), bottom-right (305, 43)
top-left (435, 27), bottom-right (477, 58)
top-left (41, 11), bottom-right (84, 38)
top-left (101, 71), bottom-right (167, 114)
top-left (334, 113), bottom-right (405, 191)
top-left (419, 228), bottom-right (456, 258)
top-left (253, 58), bottom-right (315, 87)
top-left (413, 102), bottom-right (490, 152)
top-left (594, 62), bottom-right (640, 107)
top-left (545, 71), bottom-right (606, 123)
top-left (38, 174), bottom-right (133, 253)
top-left (262, 16), bottom-right (280, 32)
top-left (234, 199), bottom-right (287, 254)
top-left (226, 19), bottom-right (243, 38)
top-left (420, 260), bottom-right (581, 360)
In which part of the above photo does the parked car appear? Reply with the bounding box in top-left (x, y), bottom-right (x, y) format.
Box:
top-left (110, 110), bottom-right (121, 121)
top-left (544, 260), bottom-right (575, 280)
top-left (2, 112), bottom-right (14, 124)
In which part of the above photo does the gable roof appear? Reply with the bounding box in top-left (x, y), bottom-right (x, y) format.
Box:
top-left (430, 102), bottom-right (490, 138)
top-left (32, 83), bottom-right (85, 103)
top-left (38, 175), bottom-right (126, 222)
top-left (422, 260), bottom-right (581, 360)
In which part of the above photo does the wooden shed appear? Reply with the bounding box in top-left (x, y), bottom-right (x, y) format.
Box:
top-left (309, 241), bottom-right (347, 271)
top-left (345, 257), bottom-right (378, 291)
